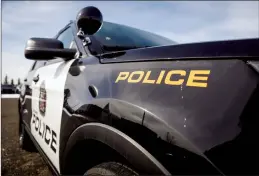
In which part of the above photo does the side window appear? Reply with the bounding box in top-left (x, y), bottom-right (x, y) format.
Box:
top-left (31, 61), bottom-right (46, 71)
top-left (57, 27), bottom-right (77, 49)
top-left (46, 26), bottom-right (79, 65)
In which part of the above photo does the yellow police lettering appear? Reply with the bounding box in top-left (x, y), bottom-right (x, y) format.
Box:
top-left (156, 70), bottom-right (166, 84)
top-left (115, 69), bottom-right (211, 88)
top-left (165, 70), bottom-right (186, 85)
top-left (186, 70), bottom-right (210, 88)
top-left (143, 71), bottom-right (156, 84)
top-left (115, 72), bottom-right (129, 83)
top-left (128, 71), bottom-right (145, 83)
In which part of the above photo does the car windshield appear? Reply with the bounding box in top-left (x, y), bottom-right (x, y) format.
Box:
top-left (93, 21), bottom-right (176, 53)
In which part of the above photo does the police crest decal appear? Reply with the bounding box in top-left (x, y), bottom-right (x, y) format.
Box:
top-left (39, 81), bottom-right (47, 116)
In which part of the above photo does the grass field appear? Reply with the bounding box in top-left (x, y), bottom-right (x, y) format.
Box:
top-left (1, 97), bottom-right (51, 176)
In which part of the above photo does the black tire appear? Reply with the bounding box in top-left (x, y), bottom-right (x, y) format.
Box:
top-left (84, 162), bottom-right (139, 176)
top-left (19, 124), bottom-right (37, 152)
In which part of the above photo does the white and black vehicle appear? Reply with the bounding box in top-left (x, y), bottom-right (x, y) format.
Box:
top-left (19, 6), bottom-right (259, 176)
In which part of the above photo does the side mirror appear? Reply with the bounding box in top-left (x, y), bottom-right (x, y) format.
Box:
top-left (76, 6), bottom-right (103, 35)
top-left (24, 38), bottom-right (77, 60)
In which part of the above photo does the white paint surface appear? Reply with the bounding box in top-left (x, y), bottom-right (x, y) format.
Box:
top-left (30, 59), bottom-right (75, 173)
top-left (1, 94), bottom-right (20, 98)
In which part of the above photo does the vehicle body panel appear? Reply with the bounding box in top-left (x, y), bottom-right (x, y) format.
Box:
top-left (59, 56), bottom-right (258, 174)
top-left (19, 20), bottom-right (259, 175)
top-left (21, 55), bottom-right (259, 175)
top-left (29, 59), bottom-right (75, 172)
top-left (99, 38), bottom-right (258, 63)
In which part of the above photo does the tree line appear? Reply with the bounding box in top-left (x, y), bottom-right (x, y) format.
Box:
top-left (2, 74), bottom-right (21, 86)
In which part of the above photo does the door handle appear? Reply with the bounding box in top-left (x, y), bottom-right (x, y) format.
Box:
top-left (33, 75), bottom-right (39, 83)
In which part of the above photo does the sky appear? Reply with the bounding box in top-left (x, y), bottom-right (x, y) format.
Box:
top-left (2, 1), bottom-right (259, 84)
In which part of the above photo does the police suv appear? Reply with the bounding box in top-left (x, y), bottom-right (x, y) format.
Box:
top-left (19, 6), bottom-right (259, 176)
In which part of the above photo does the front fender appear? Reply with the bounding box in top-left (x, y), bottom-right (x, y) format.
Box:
top-left (61, 122), bottom-right (170, 175)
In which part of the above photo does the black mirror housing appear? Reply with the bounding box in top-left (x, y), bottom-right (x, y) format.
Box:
top-left (24, 38), bottom-right (77, 60)
top-left (76, 6), bottom-right (103, 35)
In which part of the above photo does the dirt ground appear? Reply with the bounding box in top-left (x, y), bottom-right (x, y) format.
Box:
top-left (1, 98), bottom-right (51, 176)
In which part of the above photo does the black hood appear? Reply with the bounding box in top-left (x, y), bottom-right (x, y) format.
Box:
top-left (101, 38), bottom-right (259, 63)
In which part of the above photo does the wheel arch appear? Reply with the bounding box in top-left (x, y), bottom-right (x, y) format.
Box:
top-left (60, 98), bottom-right (221, 175)
top-left (60, 123), bottom-right (170, 175)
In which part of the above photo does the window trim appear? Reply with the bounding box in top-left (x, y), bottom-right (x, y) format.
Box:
top-left (31, 61), bottom-right (46, 71)
top-left (45, 24), bottom-right (81, 66)
top-left (56, 26), bottom-right (75, 49)
top-left (56, 26), bottom-right (70, 39)
top-left (30, 61), bottom-right (37, 71)
top-left (54, 21), bottom-right (73, 39)
top-left (56, 25), bottom-right (81, 51)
